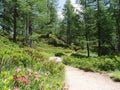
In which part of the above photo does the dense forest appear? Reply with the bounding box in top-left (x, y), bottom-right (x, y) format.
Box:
top-left (0, 0), bottom-right (120, 89)
top-left (60, 0), bottom-right (120, 57)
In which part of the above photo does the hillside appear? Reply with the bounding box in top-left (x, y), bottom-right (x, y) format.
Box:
top-left (0, 35), bottom-right (65, 90)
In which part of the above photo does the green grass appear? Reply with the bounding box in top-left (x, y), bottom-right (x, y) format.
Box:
top-left (32, 41), bottom-right (71, 58)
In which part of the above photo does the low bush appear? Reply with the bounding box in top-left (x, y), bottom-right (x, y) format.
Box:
top-left (63, 56), bottom-right (120, 72)
top-left (71, 53), bottom-right (87, 58)
top-left (0, 63), bottom-right (65, 90)
top-left (0, 48), bottom-right (33, 70)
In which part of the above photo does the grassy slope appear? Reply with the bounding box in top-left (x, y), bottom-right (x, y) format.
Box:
top-left (0, 35), bottom-right (65, 90)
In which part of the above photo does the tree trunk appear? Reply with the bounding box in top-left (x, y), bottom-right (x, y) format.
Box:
top-left (28, 16), bottom-right (32, 47)
top-left (85, 33), bottom-right (90, 57)
top-left (25, 15), bottom-right (28, 44)
top-left (13, 0), bottom-right (17, 42)
top-left (2, 16), bottom-right (5, 32)
top-left (117, 0), bottom-right (120, 52)
top-left (1, 0), bottom-right (6, 32)
top-left (87, 42), bottom-right (90, 57)
top-left (97, 0), bottom-right (102, 56)
top-left (67, 22), bottom-right (71, 45)
top-left (84, 0), bottom-right (90, 57)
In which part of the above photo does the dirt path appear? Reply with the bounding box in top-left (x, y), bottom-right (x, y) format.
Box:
top-left (64, 66), bottom-right (120, 90)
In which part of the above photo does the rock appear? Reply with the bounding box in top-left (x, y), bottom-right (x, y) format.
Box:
top-left (49, 56), bottom-right (62, 63)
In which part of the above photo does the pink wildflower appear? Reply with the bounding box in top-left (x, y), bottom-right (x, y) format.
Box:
top-left (14, 87), bottom-right (19, 90)
top-left (27, 68), bottom-right (32, 73)
top-left (24, 80), bottom-right (30, 85)
top-left (22, 76), bottom-right (27, 81)
top-left (28, 73), bottom-right (32, 77)
top-left (15, 68), bottom-right (21, 73)
top-left (34, 77), bottom-right (39, 81)
top-left (17, 76), bottom-right (23, 82)
top-left (13, 75), bottom-right (17, 80)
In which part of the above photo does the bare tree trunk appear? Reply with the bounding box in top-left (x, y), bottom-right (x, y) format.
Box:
top-left (84, 0), bottom-right (90, 57)
top-left (25, 15), bottom-right (28, 44)
top-left (117, 0), bottom-right (120, 52)
top-left (85, 33), bottom-right (90, 57)
top-left (28, 16), bottom-right (32, 47)
top-left (13, 0), bottom-right (17, 42)
top-left (97, 0), bottom-right (102, 56)
top-left (2, 7), bottom-right (5, 32)
top-left (67, 22), bottom-right (71, 45)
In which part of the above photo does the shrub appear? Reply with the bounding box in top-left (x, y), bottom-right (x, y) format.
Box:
top-left (41, 61), bottom-right (65, 75)
top-left (0, 60), bottom-right (65, 90)
top-left (63, 56), bottom-right (120, 72)
top-left (0, 48), bottom-right (33, 70)
top-left (0, 67), bottom-right (61, 90)
top-left (71, 53), bottom-right (87, 58)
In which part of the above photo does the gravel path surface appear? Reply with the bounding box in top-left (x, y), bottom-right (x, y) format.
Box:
top-left (65, 66), bottom-right (120, 90)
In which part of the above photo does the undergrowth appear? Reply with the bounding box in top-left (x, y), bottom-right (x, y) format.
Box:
top-left (0, 35), bottom-right (65, 90)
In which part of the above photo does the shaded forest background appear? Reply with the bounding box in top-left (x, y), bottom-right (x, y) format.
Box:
top-left (0, 0), bottom-right (120, 56)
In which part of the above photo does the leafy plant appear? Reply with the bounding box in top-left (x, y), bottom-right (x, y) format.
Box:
top-left (63, 55), bottom-right (120, 72)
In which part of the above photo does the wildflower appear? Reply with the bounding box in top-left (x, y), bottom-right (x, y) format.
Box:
top-left (22, 76), bottom-right (27, 81)
top-left (15, 68), bottom-right (21, 73)
top-left (28, 73), bottom-right (32, 77)
top-left (34, 77), bottom-right (39, 81)
top-left (14, 87), bottom-right (19, 90)
top-left (17, 76), bottom-right (23, 82)
top-left (34, 71), bottom-right (38, 75)
top-left (44, 72), bottom-right (49, 76)
top-left (27, 68), bottom-right (32, 73)
top-left (24, 80), bottom-right (30, 85)
top-left (13, 75), bottom-right (17, 80)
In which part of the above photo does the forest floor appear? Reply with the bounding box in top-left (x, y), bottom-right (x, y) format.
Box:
top-left (64, 66), bottom-right (120, 90)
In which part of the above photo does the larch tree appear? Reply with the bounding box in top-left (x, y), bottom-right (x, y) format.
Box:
top-left (63, 0), bottom-right (75, 45)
